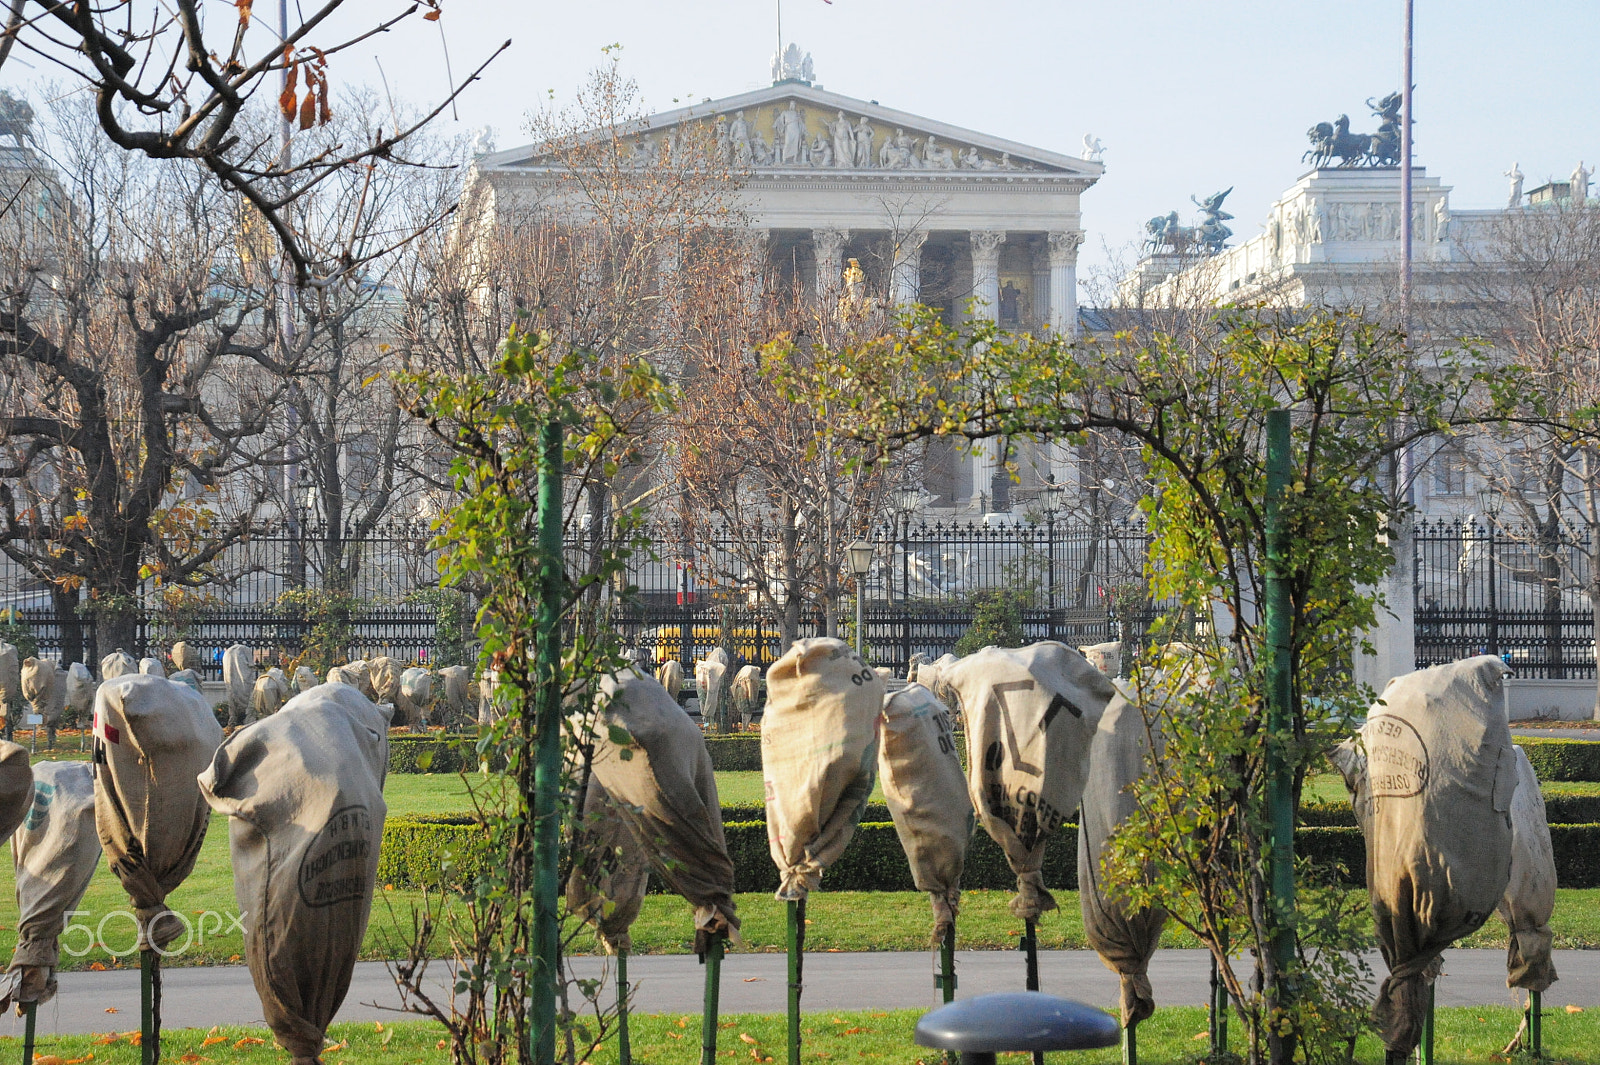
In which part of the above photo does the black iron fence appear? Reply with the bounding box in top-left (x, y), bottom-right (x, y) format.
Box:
top-left (1413, 519), bottom-right (1596, 679)
top-left (6, 516), bottom-right (1595, 679)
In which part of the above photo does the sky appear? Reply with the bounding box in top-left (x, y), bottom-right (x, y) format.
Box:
top-left (6, 1), bottom-right (1599, 295)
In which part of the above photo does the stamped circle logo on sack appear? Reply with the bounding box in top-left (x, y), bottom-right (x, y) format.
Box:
top-left (1367, 715), bottom-right (1430, 798)
top-left (299, 804), bottom-right (373, 907)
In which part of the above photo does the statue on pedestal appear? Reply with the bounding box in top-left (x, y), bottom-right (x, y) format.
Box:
top-left (728, 111), bottom-right (753, 167)
top-left (1081, 134), bottom-right (1105, 163)
top-left (0, 91), bottom-right (34, 148)
top-left (922, 135), bottom-right (955, 170)
top-left (1572, 161), bottom-right (1590, 205)
top-left (1504, 162), bottom-right (1524, 208)
top-left (774, 102), bottom-right (806, 165)
top-left (852, 117), bottom-right (875, 168)
top-left (830, 112), bottom-right (853, 169)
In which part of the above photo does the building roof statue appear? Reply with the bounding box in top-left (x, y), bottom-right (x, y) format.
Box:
top-left (1304, 92), bottom-right (1402, 169)
top-left (772, 43), bottom-right (814, 84)
top-left (0, 90), bottom-right (34, 149)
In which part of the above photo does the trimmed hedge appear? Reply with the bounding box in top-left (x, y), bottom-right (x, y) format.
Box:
top-left (1515, 738), bottom-right (1600, 783)
top-left (378, 816), bottom-right (482, 887)
top-left (388, 736), bottom-right (474, 775)
top-left (705, 735), bottom-right (762, 771)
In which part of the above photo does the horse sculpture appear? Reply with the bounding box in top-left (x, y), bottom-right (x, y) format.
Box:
top-left (0, 91), bottom-right (33, 149)
top-left (1304, 92), bottom-right (1404, 168)
top-left (1145, 188), bottom-right (1233, 256)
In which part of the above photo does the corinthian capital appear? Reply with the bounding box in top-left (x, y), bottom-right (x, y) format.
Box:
top-left (1047, 230), bottom-right (1085, 267)
top-left (812, 228), bottom-right (850, 260)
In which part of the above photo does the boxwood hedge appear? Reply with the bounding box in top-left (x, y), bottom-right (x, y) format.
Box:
top-left (1514, 738), bottom-right (1600, 783)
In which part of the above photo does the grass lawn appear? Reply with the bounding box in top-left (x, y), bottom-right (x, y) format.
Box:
top-left (10, 1007), bottom-right (1599, 1065)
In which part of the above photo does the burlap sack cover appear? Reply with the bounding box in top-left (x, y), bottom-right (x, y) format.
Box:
top-left (1, 761), bottom-right (99, 1011)
top-left (223, 644), bottom-right (256, 726)
top-left (100, 651), bottom-right (136, 680)
top-left (1496, 745), bottom-right (1558, 993)
top-left (292, 666), bottom-right (320, 696)
top-left (170, 642), bottom-right (200, 674)
top-left (655, 659), bottom-right (684, 697)
top-left (396, 667), bottom-right (433, 727)
top-left (695, 648), bottom-right (730, 730)
top-left (65, 663), bottom-right (96, 723)
top-left (476, 668), bottom-right (500, 726)
top-left (21, 659), bottom-right (64, 728)
top-left (198, 683), bottom-right (388, 1065)
top-left (1079, 642), bottom-right (1122, 679)
top-left (565, 776), bottom-right (651, 954)
top-left (253, 668), bottom-right (290, 719)
top-left (878, 682), bottom-right (972, 939)
top-left (327, 664), bottom-right (362, 690)
top-left (1361, 656), bottom-right (1516, 1057)
top-left (0, 741), bottom-right (34, 840)
top-left (946, 642), bottom-right (1115, 919)
top-left (0, 642), bottom-right (19, 717)
top-left (139, 657), bottom-right (166, 677)
top-left (341, 660), bottom-right (376, 701)
top-left (436, 666), bottom-right (471, 727)
top-left (168, 670), bottom-right (204, 697)
top-left (1078, 678), bottom-right (1167, 1027)
top-left (92, 673), bottom-right (224, 950)
top-left (586, 669), bottom-right (740, 947)
top-left (368, 656), bottom-right (403, 705)
top-left (762, 638), bottom-right (883, 901)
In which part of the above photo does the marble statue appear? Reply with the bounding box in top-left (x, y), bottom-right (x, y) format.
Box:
top-left (1433, 196), bottom-right (1451, 242)
top-left (852, 117), bottom-right (874, 168)
top-left (922, 135), bottom-right (955, 170)
top-left (1366, 92), bottom-right (1402, 167)
top-left (728, 111), bottom-right (753, 166)
top-left (751, 131), bottom-right (774, 167)
top-left (772, 43), bottom-right (814, 83)
top-left (715, 115), bottom-right (730, 164)
top-left (774, 101), bottom-right (806, 165)
top-left (1081, 134), bottom-right (1105, 163)
top-left (809, 133), bottom-right (833, 168)
top-left (1192, 188), bottom-right (1234, 253)
top-left (1572, 161), bottom-right (1590, 205)
top-left (880, 128), bottom-right (919, 169)
top-left (830, 111), bottom-right (853, 169)
top-left (0, 90), bottom-right (33, 148)
top-left (959, 146), bottom-right (993, 170)
top-left (470, 125), bottom-right (497, 156)
top-left (1505, 162), bottom-right (1524, 208)
top-left (997, 152), bottom-right (1017, 170)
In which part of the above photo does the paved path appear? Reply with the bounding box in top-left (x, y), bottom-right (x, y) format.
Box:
top-left (1510, 722), bottom-right (1600, 738)
top-left (7, 948), bottom-right (1597, 1038)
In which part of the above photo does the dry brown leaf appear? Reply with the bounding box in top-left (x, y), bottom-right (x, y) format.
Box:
top-left (201, 1037), bottom-right (226, 1047)
top-left (740, 1034), bottom-right (758, 1045)
top-left (88, 962), bottom-right (107, 972)
top-left (1567, 1005), bottom-right (1584, 1014)
top-left (234, 1037), bottom-right (265, 1049)
top-left (103, 1007), bottom-right (119, 1014)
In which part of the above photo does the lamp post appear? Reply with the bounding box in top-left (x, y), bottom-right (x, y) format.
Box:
top-left (845, 539), bottom-right (875, 659)
top-left (1042, 476), bottom-right (1065, 638)
top-left (1477, 488), bottom-right (1501, 658)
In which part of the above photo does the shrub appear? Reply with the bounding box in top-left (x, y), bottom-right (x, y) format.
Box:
top-left (378, 816), bottom-right (485, 888)
top-left (1515, 738), bottom-right (1600, 783)
top-left (705, 735), bottom-right (762, 771)
top-left (0, 610), bottom-right (37, 660)
top-left (953, 590), bottom-right (1028, 657)
top-left (387, 734), bottom-right (476, 774)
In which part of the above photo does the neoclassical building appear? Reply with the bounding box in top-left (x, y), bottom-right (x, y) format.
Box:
top-left (472, 53), bottom-right (1104, 512)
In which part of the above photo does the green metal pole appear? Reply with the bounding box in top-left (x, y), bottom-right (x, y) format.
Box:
top-left (787, 898), bottom-right (806, 1065)
top-left (700, 932), bottom-right (724, 1065)
top-left (1417, 983), bottom-right (1434, 1065)
top-left (140, 948), bottom-right (157, 1065)
top-left (23, 1001), bottom-right (35, 1065)
top-left (1531, 989), bottom-right (1542, 1057)
top-left (617, 949), bottom-right (631, 1065)
top-left (1023, 917), bottom-right (1042, 1065)
top-left (1264, 409), bottom-right (1298, 1025)
top-left (938, 921), bottom-right (956, 1004)
top-left (531, 419), bottom-right (565, 1065)
top-left (1122, 1022), bottom-right (1136, 1065)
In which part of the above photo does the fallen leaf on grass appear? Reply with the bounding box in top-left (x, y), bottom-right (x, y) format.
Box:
top-left (825, 948), bottom-right (842, 953)
top-left (90, 1036), bottom-right (117, 1047)
top-left (1568, 1005), bottom-right (1584, 1014)
top-left (178, 1054), bottom-right (207, 1063)
top-left (374, 1023), bottom-right (384, 1033)
top-left (65, 1056), bottom-right (94, 1064)
top-left (201, 1038), bottom-right (226, 1048)
top-left (87, 963), bottom-right (107, 972)
top-left (323, 1041), bottom-right (347, 1052)
top-left (1193, 1032), bottom-right (1209, 1041)
top-left (720, 1022), bottom-right (736, 1030)
top-left (678, 1018), bottom-right (689, 1028)
top-left (34, 1056), bottom-right (69, 1065)
top-left (227, 955), bottom-right (241, 963)
top-left (436, 1040), bottom-right (448, 1050)
top-left (842, 1028), bottom-right (868, 1036)
top-left (667, 1033), bottom-right (683, 1041)
top-left (233, 1037), bottom-right (265, 1049)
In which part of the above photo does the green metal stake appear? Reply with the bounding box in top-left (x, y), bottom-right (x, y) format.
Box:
top-left (617, 949), bottom-right (631, 1065)
top-left (141, 948), bottom-right (158, 1065)
top-left (1531, 989), bottom-right (1542, 1057)
top-left (787, 898), bottom-right (806, 1065)
top-left (1263, 409), bottom-right (1298, 1034)
top-left (23, 1001), bottom-right (35, 1065)
top-left (937, 921), bottom-right (956, 1004)
top-left (1022, 918), bottom-right (1041, 1065)
top-left (1415, 984), bottom-right (1434, 1065)
top-left (1122, 1022), bottom-right (1136, 1065)
top-left (531, 419), bottom-right (565, 1065)
top-left (700, 932), bottom-right (725, 1065)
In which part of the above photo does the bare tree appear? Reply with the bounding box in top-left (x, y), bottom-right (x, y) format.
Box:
top-left (0, 97), bottom-right (292, 656)
top-left (1446, 200), bottom-right (1600, 705)
top-left (0, 0), bottom-right (505, 284)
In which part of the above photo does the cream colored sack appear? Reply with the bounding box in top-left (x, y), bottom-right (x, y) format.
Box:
top-left (655, 659), bottom-right (684, 698)
top-left (878, 683), bottom-right (971, 939)
top-left (397, 667), bottom-right (433, 727)
top-left (1079, 642), bottom-right (1122, 678)
top-left (368, 656), bottom-right (403, 705)
top-left (586, 670), bottom-right (740, 948)
top-left (199, 683), bottom-right (388, 1065)
top-left (1360, 656), bottom-right (1516, 1057)
top-left (93, 673), bottom-right (224, 950)
top-left (762, 638), bottom-right (883, 901)
top-left (171, 642), bottom-right (200, 674)
top-left (437, 666), bottom-right (471, 728)
top-left (65, 663), bottom-right (96, 724)
top-left (1079, 677), bottom-right (1167, 1027)
top-left (0, 741), bottom-right (34, 841)
top-left (100, 651), bottom-right (136, 680)
top-left (253, 669), bottom-right (290, 719)
top-left (1, 761), bottom-right (99, 1011)
top-left (223, 644), bottom-right (256, 727)
top-left (168, 670), bottom-right (204, 697)
top-left (695, 649), bottom-right (731, 731)
top-left (945, 642), bottom-right (1115, 919)
top-left (565, 777), bottom-right (651, 954)
top-left (1496, 745), bottom-right (1557, 993)
top-left (292, 666), bottom-right (320, 696)
top-left (0, 643), bottom-right (20, 725)
top-left (139, 657), bottom-right (165, 677)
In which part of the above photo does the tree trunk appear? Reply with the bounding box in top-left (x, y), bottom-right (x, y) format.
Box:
top-left (50, 585), bottom-right (86, 667)
top-left (94, 598), bottom-right (142, 664)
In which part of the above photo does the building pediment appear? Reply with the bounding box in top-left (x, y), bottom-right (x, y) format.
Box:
top-left (480, 83), bottom-right (1101, 183)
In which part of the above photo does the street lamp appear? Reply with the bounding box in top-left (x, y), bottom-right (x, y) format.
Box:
top-left (845, 539), bottom-right (875, 658)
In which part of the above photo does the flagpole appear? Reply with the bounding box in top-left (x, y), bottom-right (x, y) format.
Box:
top-left (1400, 0), bottom-right (1414, 325)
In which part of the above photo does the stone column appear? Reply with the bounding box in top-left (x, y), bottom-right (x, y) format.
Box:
top-left (1046, 230), bottom-right (1084, 336)
top-left (968, 231), bottom-right (1007, 510)
top-left (812, 228), bottom-right (850, 302)
top-left (741, 228), bottom-right (770, 311)
top-left (890, 228), bottom-right (929, 305)
top-left (969, 230), bottom-right (1006, 319)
